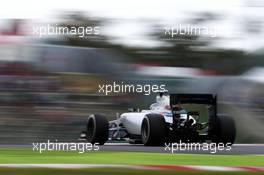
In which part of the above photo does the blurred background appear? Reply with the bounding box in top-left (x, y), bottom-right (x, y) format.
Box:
top-left (0, 0), bottom-right (263, 145)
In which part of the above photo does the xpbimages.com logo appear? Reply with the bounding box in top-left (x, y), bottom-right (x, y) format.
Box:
top-left (32, 24), bottom-right (100, 37)
top-left (163, 24), bottom-right (217, 39)
top-left (32, 140), bottom-right (99, 153)
top-left (164, 141), bottom-right (232, 154)
top-left (98, 82), bottom-right (168, 95)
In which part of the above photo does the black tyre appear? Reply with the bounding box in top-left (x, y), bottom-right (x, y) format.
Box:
top-left (141, 114), bottom-right (166, 146)
top-left (215, 114), bottom-right (236, 145)
top-left (86, 114), bottom-right (109, 145)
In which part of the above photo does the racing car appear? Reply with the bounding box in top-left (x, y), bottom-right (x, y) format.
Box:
top-left (80, 93), bottom-right (236, 146)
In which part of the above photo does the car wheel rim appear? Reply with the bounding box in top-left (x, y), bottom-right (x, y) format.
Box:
top-left (142, 120), bottom-right (149, 142)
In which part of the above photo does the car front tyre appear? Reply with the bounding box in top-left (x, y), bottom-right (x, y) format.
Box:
top-left (86, 113), bottom-right (109, 145)
top-left (141, 114), bottom-right (166, 146)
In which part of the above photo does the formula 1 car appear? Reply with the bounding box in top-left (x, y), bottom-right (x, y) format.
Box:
top-left (80, 93), bottom-right (236, 146)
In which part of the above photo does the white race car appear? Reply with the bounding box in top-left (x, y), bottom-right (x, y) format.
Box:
top-left (81, 93), bottom-right (236, 146)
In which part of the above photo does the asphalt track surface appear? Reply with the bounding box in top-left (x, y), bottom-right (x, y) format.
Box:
top-left (100, 143), bottom-right (264, 155)
top-left (1, 143), bottom-right (263, 155)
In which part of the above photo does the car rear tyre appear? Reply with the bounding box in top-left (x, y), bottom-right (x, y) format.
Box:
top-left (215, 114), bottom-right (236, 145)
top-left (86, 113), bottom-right (109, 145)
top-left (141, 114), bottom-right (166, 146)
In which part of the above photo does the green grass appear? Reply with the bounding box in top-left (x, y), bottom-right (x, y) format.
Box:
top-left (0, 168), bottom-right (264, 175)
top-left (0, 149), bottom-right (263, 166)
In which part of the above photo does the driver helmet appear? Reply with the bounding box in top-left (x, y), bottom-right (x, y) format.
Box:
top-left (156, 94), bottom-right (170, 109)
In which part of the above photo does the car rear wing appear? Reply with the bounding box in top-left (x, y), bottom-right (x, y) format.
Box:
top-left (170, 94), bottom-right (218, 135)
top-left (170, 94), bottom-right (216, 105)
